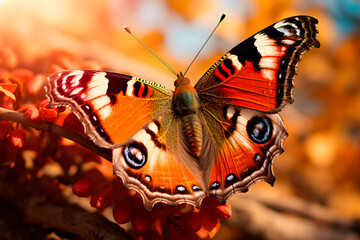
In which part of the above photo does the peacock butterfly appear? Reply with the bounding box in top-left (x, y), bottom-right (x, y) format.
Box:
top-left (44, 15), bottom-right (320, 210)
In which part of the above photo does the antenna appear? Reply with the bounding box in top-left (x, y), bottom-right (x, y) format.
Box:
top-left (124, 26), bottom-right (177, 76)
top-left (184, 13), bottom-right (226, 76)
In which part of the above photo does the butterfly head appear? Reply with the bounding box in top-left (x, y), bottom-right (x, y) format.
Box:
top-left (172, 73), bottom-right (201, 117)
top-left (174, 72), bottom-right (190, 87)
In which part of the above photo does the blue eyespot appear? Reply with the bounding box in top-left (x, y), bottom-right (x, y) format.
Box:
top-left (123, 142), bottom-right (147, 169)
top-left (246, 117), bottom-right (273, 144)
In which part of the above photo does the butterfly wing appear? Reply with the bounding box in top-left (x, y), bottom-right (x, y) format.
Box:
top-left (200, 104), bottom-right (287, 202)
top-left (45, 70), bottom-right (172, 148)
top-left (113, 115), bottom-right (206, 210)
top-left (195, 15), bottom-right (320, 113)
top-left (45, 70), bottom-right (206, 209)
top-left (196, 16), bottom-right (319, 202)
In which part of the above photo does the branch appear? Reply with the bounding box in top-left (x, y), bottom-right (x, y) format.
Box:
top-left (0, 179), bottom-right (132, 240)
top-left (0, 107), bottom-right (112, 161)
top-left (0, 198), bottom-right (47, 239)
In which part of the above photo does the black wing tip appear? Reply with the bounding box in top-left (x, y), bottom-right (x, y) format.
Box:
top-left (281, 15), bottom-right (321, 49)
top-left (282, 15), bottom-right (318, 22)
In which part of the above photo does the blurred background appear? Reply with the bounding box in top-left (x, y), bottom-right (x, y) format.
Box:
top-left (0, 0), bottom-right (359, 239)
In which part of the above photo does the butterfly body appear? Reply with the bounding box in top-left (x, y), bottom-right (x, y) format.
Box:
top-left (45, 16), bottom-right (320, 210)
top-left (172, 73), bottom-right (203, 157)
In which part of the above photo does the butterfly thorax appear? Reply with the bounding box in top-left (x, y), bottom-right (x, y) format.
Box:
top-left (172, 73), bottom-right (203, 158)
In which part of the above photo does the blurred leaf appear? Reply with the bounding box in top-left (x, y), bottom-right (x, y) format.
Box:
top-left (0, 83), bottom-right (17, 101)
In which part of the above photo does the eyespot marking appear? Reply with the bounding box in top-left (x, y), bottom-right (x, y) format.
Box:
top-left (225, 174), bottom-right (237, 185)
top-left (192, 185), bottom-right (202, 191)
top-left (247, 117), bottom-right (273, 144)
top-left (144, 175), bottom-right (152, 182)
top-left (123, 141), bottom-right (147, 169)
top-left (210, 181), bottom-right (220, 190)
top-left (176, 185), bottom-right (187, 193)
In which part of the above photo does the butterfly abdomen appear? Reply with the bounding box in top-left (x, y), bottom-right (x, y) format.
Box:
top-left (181, 114), bottom-right (202, 158)
top-left (172, 74), bottom-right (204, 158)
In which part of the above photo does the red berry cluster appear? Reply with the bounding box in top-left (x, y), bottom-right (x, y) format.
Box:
top-left (73, 176), bottom-right (232, 239)
top-left (0, 48), bottom-right (106, 208)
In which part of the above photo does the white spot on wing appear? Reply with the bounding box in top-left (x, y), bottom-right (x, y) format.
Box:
top-left (70, 70), bottom-right (85, 75)
top-left (61, 84), bottom-right (68, 92)
top-left (176, 185), bottom-right (186, 192)
top-left (126, 80), bottom-right (137, 97)
top-left (148, 122), bottom-right (159, 134)
top-left (70, 87), bottom-right (83, 96)
top-left (281, 39), bottom-right (296, 45)
top-left (237, 115), bottom-right (248, 129)
top-left (87, 72), bottom-right (108, 89)
top-left (61, 77), bottom-right (67, 86)
top-left (228, 54), bottom-right (243, 71)
top-left (257, 46), bottom-right (283, 57)
top-left (70, 74), bottom-right (83, 87)
top-left (275, 21), bottom-right (301, 37)
top-left (255, 35), bottom-right (284, 57)
top-left (276, 27), bottom-right (292, 36)
top-left (254, 34), bottom-right (276, 47)
top-left (133, 129), bottom-right (152, 143)
top-left (132, 129), bottom-right (158, 172)
top-left (86, 84), bottom-right (108, 100)
top-left (274, 20), bottom-right (287, 29)
top-left (226, 106), bottom-right (236, 119)
top-left (254, 33), bottom-right (262, 40)
top-left (80, 93), bottom-right (86, 100)
top-left (63, 70), bottom-right (84, 85)
top-left (259, 58), bottom-right (278, 69)
top-left (98, 106), bottom-right (112, 119)
top-left (91, 96), bottom-right (110, 110)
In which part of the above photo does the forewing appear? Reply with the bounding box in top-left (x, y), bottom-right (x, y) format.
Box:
top-left (45, 70), bottom-right (172, 148)
top-left (195, 15), bottom-right (320, 113)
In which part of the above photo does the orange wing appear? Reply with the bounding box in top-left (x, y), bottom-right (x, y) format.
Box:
top-left (196, 16), bottom-right (320, 202)
top-left (46, 71), bottom-right (207, 209)
top-left (45, 70), bottom-right (172, 148)
top-left (196, 15), bottom-right (320, 113)
top-left (200, 105), bottom-right (287, 203)
top-left (113, 117), bottom-right (206, 210)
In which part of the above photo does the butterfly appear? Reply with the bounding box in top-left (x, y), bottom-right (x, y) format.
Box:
top-left (45, 15), bottom-right (320, 210)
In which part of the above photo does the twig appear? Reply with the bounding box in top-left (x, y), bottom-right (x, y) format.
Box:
top-left (0, 179), bottom-right (132, 240)
top-left (0, 107), bottom-right (112, 161)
